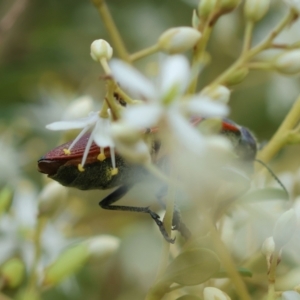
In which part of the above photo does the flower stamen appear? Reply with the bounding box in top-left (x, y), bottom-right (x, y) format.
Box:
top-left (110, 147), bottom-right (118, 175)
top-left (97, 147), bottom-right (106, 161)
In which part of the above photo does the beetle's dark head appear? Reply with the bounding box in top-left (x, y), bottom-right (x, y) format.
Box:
top-left (221, 119), bottom-right (257, 162)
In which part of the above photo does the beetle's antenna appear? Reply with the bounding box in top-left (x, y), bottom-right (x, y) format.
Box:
top-left (255, 159), bottom-right (289, 197)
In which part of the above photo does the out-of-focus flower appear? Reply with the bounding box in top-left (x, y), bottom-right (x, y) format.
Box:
top-left (284, 0), bottom-right (300, 14)
top-left (198, 0), bottom-right (217, 19)
top-left (273, 209), bottom-right (297, 249)
top-left (244, 0), bottom-right (270, 22)
top-left (0, 258), bottom-right (25, 288)
top-left (273, 50), bottom-right (300, 75)
top-left (203, 287), bottom-right (231, 300)
top-left (42, 235), bottom-right (120, 288)
top-left (201, 85), bottom-right (231, 104)
top-left (90, 39), bottom-right (113, 61)
top-left (158, 27), bottom-right (201, 54)
top-left (109, 55), bottom-right (229, 154)
top-left (282, 291), bottom-right (300, 300)
top-left (220, 0), bottom-right (241, 12)
top-left (262, 236), bottom-right (275, 258)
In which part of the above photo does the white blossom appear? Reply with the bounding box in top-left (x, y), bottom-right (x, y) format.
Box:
top-left (46, 111), bottom-right (117, 172)
top-left (109, 55), bottom-right (229, 154)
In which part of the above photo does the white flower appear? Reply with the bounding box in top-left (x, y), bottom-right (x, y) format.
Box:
top-left (109, 55), bottom-right (229, 153)
top-left (284, 0), bottom-right (300, 14)
top-left (46, 111), bottom-right (117, 173)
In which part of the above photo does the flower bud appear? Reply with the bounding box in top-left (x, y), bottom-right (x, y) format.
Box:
top-left (0, 186), bottom-right (13, 214)
top-left (1, 258), bottom-right (25, 288)
top-left (90, 39), bottom-right (113, 62)
top-left (261, 236), bottom-right (275, 258)
top-left (244, 0), bottom-right (270, 22)
top-left (284, 0), bottom-right (300, 14)
top-left (274, 50), bottom-right (300, 75)
top-left (63, 96), bottom-right (94, 120)
top-left (201, 85), bottom-right (231, 104)
top-left (273, 209), bottom-right (297, 249)
top-left (43, 244), bottom-right (89, 287)
top-left (43, 235), bottom-right (120, 287)
top-left (203, 287), bottom-right (231, 300)
top-left (224, 67), bottom-right (249, 85)
top-left (158, 27), bottom-right (201, 54)
top-left (38, 181), bottom-right (68, 216)
top-left (85, 235), bottom-right (120, 258)
top-left (220, 0), bottom-right (241, 13)
top-left (198, 0), bottom-right (217, 20)
top-left (192, 9), bottom-right (200, 29)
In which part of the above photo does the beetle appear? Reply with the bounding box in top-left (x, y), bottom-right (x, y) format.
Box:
top-left (38, 117), bottom-right (257, 243)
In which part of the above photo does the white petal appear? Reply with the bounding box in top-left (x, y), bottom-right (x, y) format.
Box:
top-left (159, 55), bottom-right (190, 102)
top-left (282, 291), bottom-right (300, 300)
top-left (109, 59), bottom-right (157, 101)
top-left (187, 96), bottom-right (229, 117)
top-left (93, 118), bottom-right (114, 147)
top-left (46, 112), bottom-right (99, 130)
top-left (167, 111), bottom-right (206, 152)
top-left (122, 104), bottom-right (162, 129)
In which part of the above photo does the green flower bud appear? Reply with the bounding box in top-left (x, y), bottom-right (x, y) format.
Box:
top-left (203, 287), bottom-right (231, 300)
top-left (0, 186), bottom-right (13, 215)
top-left (43, 235), bottom-right (120, 287)
top-left (43, 244), bottom-right (89, 287)
top-left (224, 68), bottom-right (249, 85)
top-left (244, 0), bottom-right (270, 22)
top-left (273, 209), bottom-right (297, 249)
top-left (220, 0), bottom-right (241, 13)
top-left (158, 27), bottom-right (201, 54)
top-left (198, 0), bottom-right (217, 20)
top-left (90, 39), bottom-right (113, 62)
top-left (192, 9), bottom-right (200, 29)
top-left (274, 50), bottom-right (300, 75)
top-left (1, 258), bottom-right (25, 288)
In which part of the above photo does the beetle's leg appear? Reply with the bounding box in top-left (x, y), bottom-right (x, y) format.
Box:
top-left (99, 185), bottom-right (175, 243)
top-left (156, 186), bottom-right (191, 240)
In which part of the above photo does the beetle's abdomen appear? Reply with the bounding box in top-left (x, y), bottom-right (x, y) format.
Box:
top-left (40, 155), bottom-right (144, 190)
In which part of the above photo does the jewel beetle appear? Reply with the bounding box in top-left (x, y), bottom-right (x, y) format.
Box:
top-left (38, 117), bottom-right (257, 242)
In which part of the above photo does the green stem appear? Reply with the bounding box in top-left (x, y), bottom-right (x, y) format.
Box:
top-left (208, 10), bottom-right (295, 89)
top-left (92, 0), bottom-right (130, 62)
top-left (257, 94), bottom-right (300, 165)
top-left (187, 24), bottom-right (213, 94)
top-left (242, 21), bottom-right (254, 55)
top-left (267, 251), bottom-right (279, 300)
top-left (246, 61), bottom-right (272, 70)
top-left (209, 219), bottom-right (251, 300)
top-left (130, 44), bottom-right (160, 62)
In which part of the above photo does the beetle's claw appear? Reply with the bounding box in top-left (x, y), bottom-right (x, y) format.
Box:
top-left (148, 210), bottom-right (175, 244)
